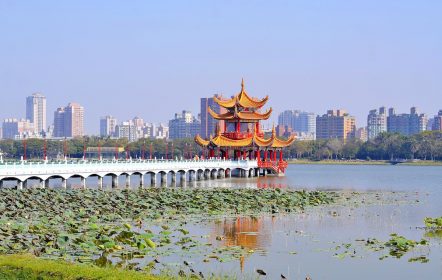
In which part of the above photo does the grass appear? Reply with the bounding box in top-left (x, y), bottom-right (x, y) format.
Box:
top-left (0, 254), bottom-right (164, 280)
top-left (401, 161), bottom-right (442, 166)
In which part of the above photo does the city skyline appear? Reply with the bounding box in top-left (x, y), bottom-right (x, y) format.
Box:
top-left (0, 90), bottom-right (441, 139)
top-left (1, 1), bottom-right (441, 134)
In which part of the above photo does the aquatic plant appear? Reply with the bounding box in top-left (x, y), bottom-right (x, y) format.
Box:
top-left (0, 188), bottom-right (335, 271)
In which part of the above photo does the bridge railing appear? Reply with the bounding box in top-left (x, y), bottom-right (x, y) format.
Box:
top-left (0, 159), bottom-right (258, 176)
top-left (0, 158), bottom-right (255, 166)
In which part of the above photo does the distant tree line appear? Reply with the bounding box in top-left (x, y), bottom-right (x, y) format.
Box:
top-left (1, 131), bottom-right (441, 161)
top-left (285, 131), bottom-right (442, 161)
top-left (0, 137), bottom-right (201, 160)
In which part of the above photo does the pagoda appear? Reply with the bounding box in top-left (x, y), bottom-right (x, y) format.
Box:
top-left (195, 79), bottom-right (295, 175)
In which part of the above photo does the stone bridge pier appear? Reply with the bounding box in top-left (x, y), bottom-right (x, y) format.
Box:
top-left (0, 159), bottom-right (259, 190)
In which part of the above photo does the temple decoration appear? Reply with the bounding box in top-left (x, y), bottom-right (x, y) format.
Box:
top-left (195, 79), bottom-right (295, 175)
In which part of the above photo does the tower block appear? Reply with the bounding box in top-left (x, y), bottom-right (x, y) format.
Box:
top-left (195, 79), bottom-right (295, 175)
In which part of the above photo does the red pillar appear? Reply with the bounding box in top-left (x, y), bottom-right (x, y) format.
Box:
top-left (264, 150), bottom-right (268, 161)
top-left (150, 143), bottom-right (153, 160)
top-left (243, 150), bottom-right (247, 160)
top-left (269, 150), bottom-right (273, 161)
top-left (236, 121), bottom-right (240, 134)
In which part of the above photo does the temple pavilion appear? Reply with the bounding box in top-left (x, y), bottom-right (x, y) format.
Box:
top-left (195, 79), bottom-right (295, 175)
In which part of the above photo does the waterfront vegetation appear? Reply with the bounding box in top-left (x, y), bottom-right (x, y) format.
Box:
top-left (286, 131), bottom-right (442, 161)
top-left (0, 188), bottom-right (334, 278)
top-left (288, 159), bottom-right (442, 166)
top-left (0, 131), bottom-right (441, 162)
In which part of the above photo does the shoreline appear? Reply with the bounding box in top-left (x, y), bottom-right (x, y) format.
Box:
top-left (288, 159), bottom-right (442, 166)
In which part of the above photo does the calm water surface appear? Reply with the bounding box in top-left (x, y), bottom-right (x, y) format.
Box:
top-left (14, 164), bottom-right (442, 279)
top-left (175, 164), bottom-right (442, 279)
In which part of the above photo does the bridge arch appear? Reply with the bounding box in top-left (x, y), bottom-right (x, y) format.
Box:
top-left (210, 169), bottom-right (218, 179)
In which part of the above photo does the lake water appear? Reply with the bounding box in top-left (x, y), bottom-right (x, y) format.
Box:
top-left (165, 164), bottom-right (442, 279)
top-left (10, 164), bottom-right (442, 279)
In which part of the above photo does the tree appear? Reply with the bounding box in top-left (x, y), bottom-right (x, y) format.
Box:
top-left (326, 139), bottom-right (343, 159)
top-left (342, 140), bottom-right (360, 159)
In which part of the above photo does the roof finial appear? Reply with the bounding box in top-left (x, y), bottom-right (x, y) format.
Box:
top-left (241, 78), bottom-right (244, 91)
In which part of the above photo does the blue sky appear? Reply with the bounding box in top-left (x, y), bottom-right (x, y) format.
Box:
top-left (1, 1), bottom-right (441, 134)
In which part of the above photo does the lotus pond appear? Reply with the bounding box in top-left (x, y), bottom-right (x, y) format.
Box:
top-left (1, 164), bottom-right (442, 279)
top-left (0, 187), bottom-right (335, 278)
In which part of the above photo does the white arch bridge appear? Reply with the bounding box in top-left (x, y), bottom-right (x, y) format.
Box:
top-left (0, 159), bottom-right (261, 189)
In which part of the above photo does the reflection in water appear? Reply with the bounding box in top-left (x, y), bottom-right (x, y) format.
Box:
top-left (212, 216), bottom-right (271, 272)
top-left (257, 177), bottom-right (287, 189)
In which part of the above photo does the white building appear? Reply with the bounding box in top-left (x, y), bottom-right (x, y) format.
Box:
top-left (2, 118), bottom-right (34, 139)
top-left (168, 110), bottom-right (200, 139)
top-left (26, 93), bottom-right (47, 135)
top-left (367, 107), bottom-right (387, 140)
top-left (155, 123), bottom-right (169, 139)
top-left (116, 121), bottom-right (137, 142)
top-left (100, 116), bottom-right (117, 137)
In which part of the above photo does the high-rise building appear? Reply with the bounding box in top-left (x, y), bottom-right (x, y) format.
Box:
top-left (2, 118), bottom-right (34, 139)
top-left (356, 127), bottom-right (368, 142)
top-left (432, 110), bottom-right (442, 131)
top-left (26, 93), bottom-right (47, 134)
top-left (367, 107), bottom-right (387, 140)
top-left (115, 121), bottom-right (137, 142)
top-left (277, 110), bottom-right (294, 128)
top-left (53, 103), bottom-right (84, 138)
top-left (200, 95), bottom-right (227, 139)
top-left (387, 107), bottom-right (427, 136)
top-left (155, 123), bottom-right (169, 139)
top-left (142, 123), bottom-right (155, 138)
top-left (100, 116), bottom-right (117, 137)
top-left (277, 110), bottom-right (316, 139)
top-left (132, 117), bottom-right (145, 139)
top-left (53, 107), bottom-right (66, 138)
top-left (169, 110), bottom-right (201, 139)
top-left (316, 109), bottom-right (356, 140)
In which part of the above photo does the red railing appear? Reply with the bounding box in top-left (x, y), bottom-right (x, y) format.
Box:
top-left (258, 160), bottom-right (288, 174)
top-left (222, 131), bottom-right (265, 139)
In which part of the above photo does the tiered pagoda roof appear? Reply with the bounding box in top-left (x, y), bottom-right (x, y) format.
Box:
top-left (213, 79), bottom-right (269, 109)
top-left (195, 126), bottom-right (295, 148)
top-left (195, 79), bottom-right (295, 149)
top-left (208, 79), bottom-right (272, 122)
top-left (207, 107), bottom-right (272, 121)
